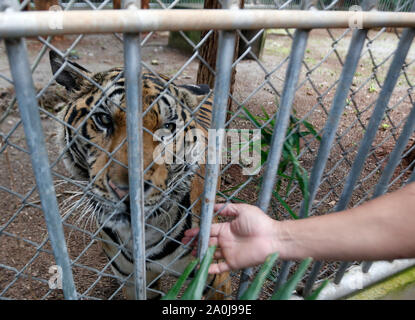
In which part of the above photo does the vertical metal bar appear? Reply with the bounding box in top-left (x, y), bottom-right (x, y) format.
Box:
top-left (4, 37), bottom-right (77, 300)
top-left (237, 24), bottom-right (311, 298)
top-left (371, 103), bottom-right (415, 199)
top-left (360, 100), bottom-right (415, 273)
top-left (302, 0), bottom-right (378, 296)
top-left (299, 27), bottom-right (368, 218)
top-left (335, 31), bottom-right (415, 214)
top-left (253, 0), bottom-right (315, 295)
top-left (197, 0), bottom-right (237, 260)
top-left (256, 36), bottom-right (309, 211)
top-left (334, 25), bottom-right (415, 284)
top-left (198, 36), bottom-right (236, 259)
top-left (300, 0), bottom-right (377, 220)
top-left (123, 0), bottom-right (146, 300)
top-left (301, 27), bottom-right (369, 298)
top-left (271, 29), bottom-right (311, 294)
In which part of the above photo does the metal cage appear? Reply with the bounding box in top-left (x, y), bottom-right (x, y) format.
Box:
top-left (1, 0), bottom-right (415, 300)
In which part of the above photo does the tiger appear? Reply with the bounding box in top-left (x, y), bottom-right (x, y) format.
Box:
top-left (49, 50), bottom-right (231, 299)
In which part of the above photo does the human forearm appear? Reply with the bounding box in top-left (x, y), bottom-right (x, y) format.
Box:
top-left (274, 183), bottom-right (415, 261)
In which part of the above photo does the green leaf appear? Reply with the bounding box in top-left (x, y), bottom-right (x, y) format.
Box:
top-left (181, 245), bottom-right (216, 300)
top-left (228, 197), bottom-right (249, 203)
top-left (242, 106), bottom-right (263, 128)
top-left (305, 279), bottom-right (329, 300)
top-left (296, 167), bottom-right (310, 217)
top-left (272, 190), bottom-right (299, 220)
top-left (260, 105), bottom-right (271, 121)
top-left (221, 182), bottom-right (245, 194)
top-left (302, 120), bottom-right (322, 141)
top-left (161, 258), bottom-right (199, 300)
top-left (285, 165), bottom-right (297, 197)
top-left (271, 257), bottom-right (313, 300)
top-left (240, 252), bottom-right (279, 300)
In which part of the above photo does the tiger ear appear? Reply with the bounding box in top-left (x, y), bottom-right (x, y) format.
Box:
top-left (177, 84), bottom-right (211, 109)
top-left (49, 50), bottom-right (90, 92)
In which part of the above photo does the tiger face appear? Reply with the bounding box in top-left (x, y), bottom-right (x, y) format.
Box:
top-left (49, 50), bottom-right (216, 298)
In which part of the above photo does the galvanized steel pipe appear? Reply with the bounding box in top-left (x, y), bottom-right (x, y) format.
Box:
top-left (1, 10), bottom-right (415, 38)
top-left (4, 37), bottom-right (78, 300)
top-left (197, 0), bottom-right (237, 262)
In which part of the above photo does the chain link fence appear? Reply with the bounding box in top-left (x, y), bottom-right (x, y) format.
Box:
top-left (1, 0), bottom-right (415, 300)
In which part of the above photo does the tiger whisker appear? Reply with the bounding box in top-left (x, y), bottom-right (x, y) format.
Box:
top-left (59, 192), bottom-right (84, 212)
top-left (61, 195), bottom-right (87, 219)
top-left (76, 198), bottom-right (94, 226)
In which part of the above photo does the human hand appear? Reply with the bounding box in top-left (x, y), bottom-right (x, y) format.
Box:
top-left (182, 203), bottom-right (280, 274)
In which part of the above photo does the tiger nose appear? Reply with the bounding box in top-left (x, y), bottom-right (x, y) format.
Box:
top-left (108, 179), bottom-right (129, 200)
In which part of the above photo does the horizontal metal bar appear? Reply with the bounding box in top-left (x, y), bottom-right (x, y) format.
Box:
top-left (317, 259), bottom-right (415, 300)
top-left (1, 10), bottom-right (415, 37)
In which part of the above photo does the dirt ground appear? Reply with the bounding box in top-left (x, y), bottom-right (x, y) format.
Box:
top-left (1, 28), bottom-right (415, 300)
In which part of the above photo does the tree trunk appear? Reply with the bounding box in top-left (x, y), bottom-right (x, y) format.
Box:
top-left (142, 0), bottom-right (150, 9)
top-left (196, 0), bottom-right (222, 90)
top-left (113, 0), bottom-right (121, 9)
top-left (336, 0), bottom-right (346, 9)
top-left (196, 0), bottom-right (244, 120)
top-left (33, 0), bottom-right (59, 11)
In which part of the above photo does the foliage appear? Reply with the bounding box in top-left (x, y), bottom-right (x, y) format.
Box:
top-left (162, 245), bottom-right (216, 300)
top-left (227, 106), bottom-right (321, 219)
top-left (163, 247), bottom-right (327, 300)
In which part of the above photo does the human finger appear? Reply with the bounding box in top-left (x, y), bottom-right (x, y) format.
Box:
top-left (184, 227), bottom-right (200, 238)
top-left (214, 203), bottom-right (240, 217)
top-left (209, 222), bottom-right (229, 238)
top-left (208, 261), bottom-right (231, 274)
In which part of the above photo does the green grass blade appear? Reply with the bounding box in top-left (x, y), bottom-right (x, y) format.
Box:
top-left (221, 182), bottom-right (245, 194)
top-left (272, 190), bottom-right (299, 220)
top-left (161, 258), bottom-right (199, 300)
top-left (181, 245), bottom-right (216, 300)
top-left (242, 106), bottom-right (263, 128)
top-left (296, 167), bottom-right (310, 217)
top-left (277, 171), bottom-right (295, 181)
top-left (271, 257), bottom-right (312, 300)
top-left (305, 279), bottom-right (329, 300)
top-left (302, 120), bottom-right (322, 141)
top-left (285, 165), bottom-right (296, 197)
top-left (260, 105), bottom-right (271, 121)
top-left (240, 252), bottom-right (279, 300)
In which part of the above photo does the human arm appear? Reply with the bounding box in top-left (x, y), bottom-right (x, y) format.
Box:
top-left (183, 183), bottom-right (415, 274)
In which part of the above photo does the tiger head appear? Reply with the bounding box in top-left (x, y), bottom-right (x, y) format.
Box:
top-left (49, 51), bottom-right (211, 228)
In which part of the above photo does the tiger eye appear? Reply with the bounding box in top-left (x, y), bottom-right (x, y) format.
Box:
top-left (93, 113), bottom-right (113, 129)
